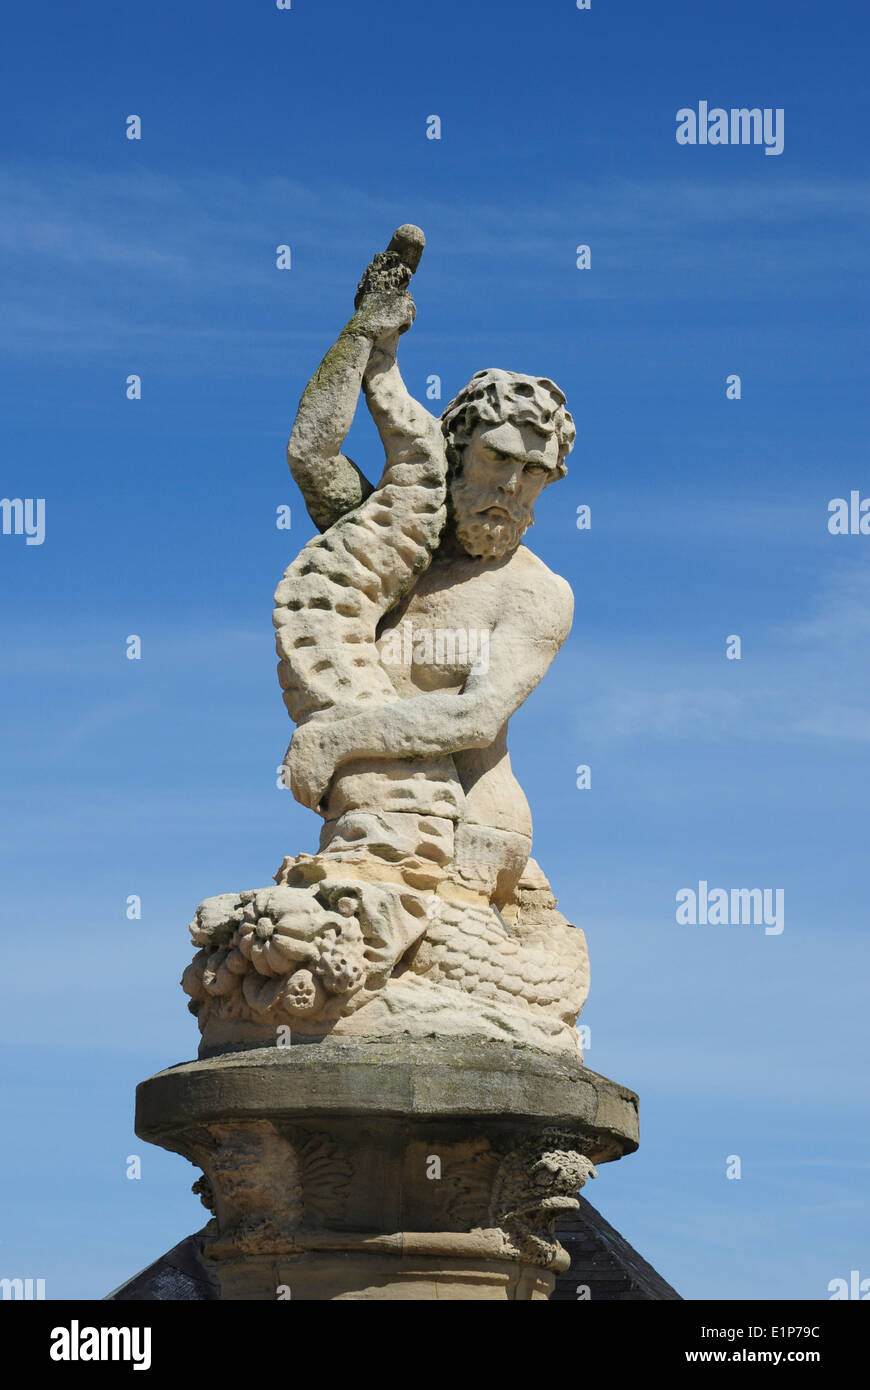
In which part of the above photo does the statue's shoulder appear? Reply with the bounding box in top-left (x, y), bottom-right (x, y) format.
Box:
top-left (512, 543), bottom-right (573, 599)
top-left (507, 545), bottom-right (574, 635)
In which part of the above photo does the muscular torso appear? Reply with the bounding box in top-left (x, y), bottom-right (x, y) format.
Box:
top-left (375, 543), bottom-right (562, 839)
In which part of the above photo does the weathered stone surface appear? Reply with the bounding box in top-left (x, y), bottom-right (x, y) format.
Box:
top-left (136, 1039), bottom-right (637, 1301)
top-left (107, 1195), bottom-right (683, 1304)
top-left (181, 225), bottom-right (591, 1058)
top-left (129, 227), bottom-right (641, 1301)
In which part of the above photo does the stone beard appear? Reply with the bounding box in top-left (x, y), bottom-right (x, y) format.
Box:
top-left (450, 469), bottom-right (532, 561)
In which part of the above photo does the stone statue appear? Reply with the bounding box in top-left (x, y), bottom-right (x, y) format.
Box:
top-left (135, 228), bottom-right (639, 1302)
top-left (182, 226), bottom-right (590, 1056)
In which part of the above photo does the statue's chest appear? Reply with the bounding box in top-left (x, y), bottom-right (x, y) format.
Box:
top-left (377, 568), bottom-right (497, 691)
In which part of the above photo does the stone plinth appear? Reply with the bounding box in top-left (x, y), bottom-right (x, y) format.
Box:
top-left (135, 1038), bottom-right (638, 1301)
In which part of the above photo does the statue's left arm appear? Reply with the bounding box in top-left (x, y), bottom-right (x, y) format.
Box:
top-left (286, 225), bottom-right (430, 532)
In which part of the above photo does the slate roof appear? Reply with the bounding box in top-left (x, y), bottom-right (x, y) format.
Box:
top-left (105, 1228), bottom-right (219, 1302)
top-left (552, 1196), bottom-right (681, 1300)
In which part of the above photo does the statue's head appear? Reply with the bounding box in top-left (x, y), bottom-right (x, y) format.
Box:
top-left (440, 370), bottom-right (575, 560)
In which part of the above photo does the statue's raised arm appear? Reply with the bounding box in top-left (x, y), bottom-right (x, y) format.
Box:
top-left (286, 225), bottom-right (436, 532)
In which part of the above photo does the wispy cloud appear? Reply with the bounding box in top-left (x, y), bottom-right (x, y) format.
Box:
top-left (1, 162), bottom-right (868, 363)
top-left (779, 558), bottom-right (870, 643)
top-left (551, 554), bottom-right (870, 745)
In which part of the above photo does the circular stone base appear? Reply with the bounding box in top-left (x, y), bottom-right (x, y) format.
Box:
top-left (136, 1037), bottom-right (638, 1301)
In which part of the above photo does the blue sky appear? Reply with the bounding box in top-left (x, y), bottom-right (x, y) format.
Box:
top-left (1, 0), bottom-right (868, 1301)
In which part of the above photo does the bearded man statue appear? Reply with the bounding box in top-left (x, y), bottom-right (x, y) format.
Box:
top-left (182, 226), bottom-right (591, 1057)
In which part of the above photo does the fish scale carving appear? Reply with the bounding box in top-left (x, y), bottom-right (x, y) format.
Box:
top-left (273, 455), bottom-right (446, 724)
top-left (411, 903), bottom-right (590, 1026)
